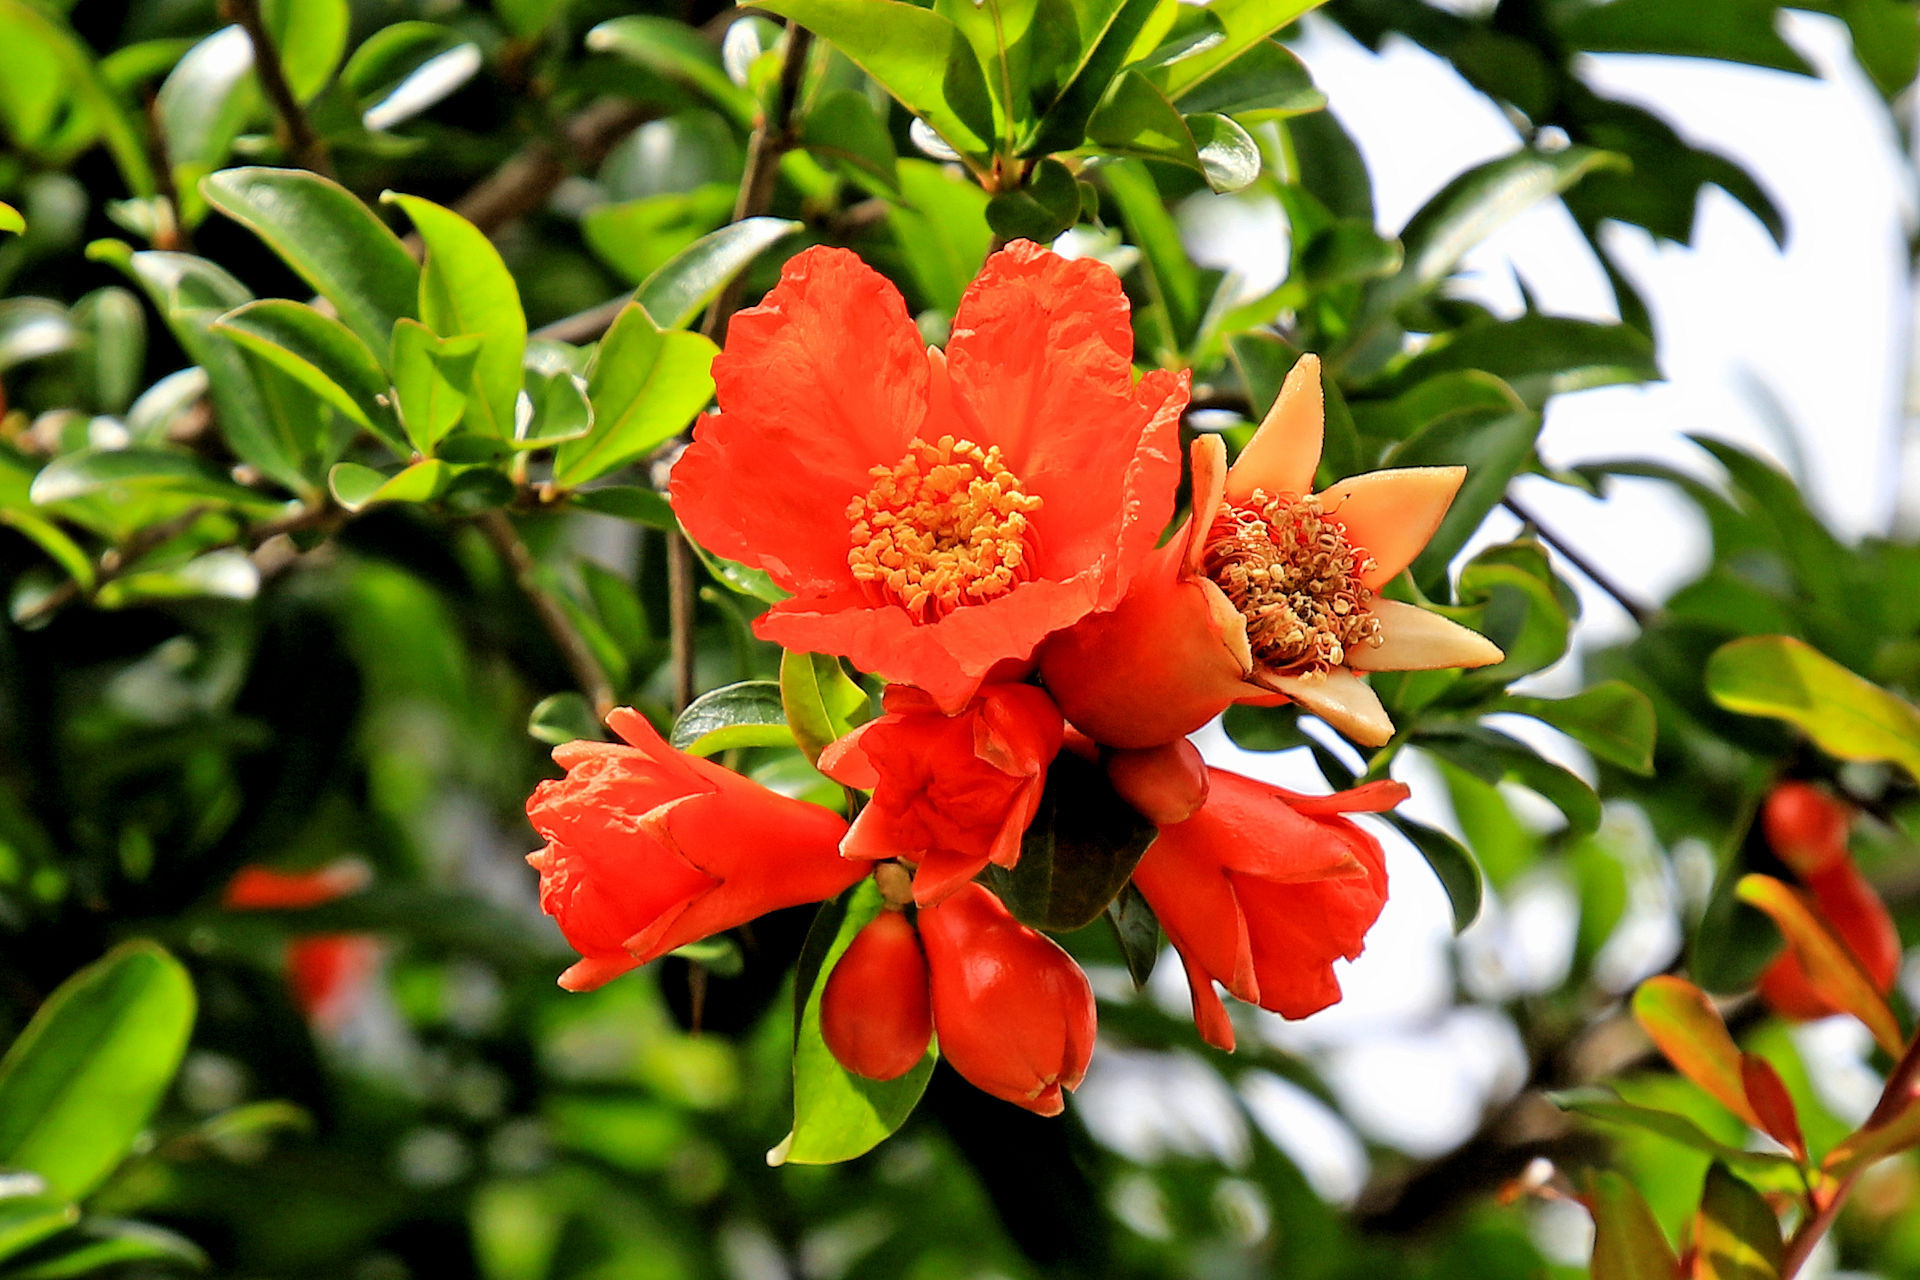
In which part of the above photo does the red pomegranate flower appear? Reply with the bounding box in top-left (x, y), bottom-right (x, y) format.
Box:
top-left (1133, 770), bottom-right (1407, 1051)
top-left (526, 707), bottom-right (864, 992)
top-left (669, 241), bottom-right (1188, 713)
top-left (1041, 353), bottom-right (1502, 748)
top-left (1755, 782), bottom-right (1899, 1021)
top-left (818, 682), bottom-right (1062, 905)
top-left (224, 862), bottom-right (377, 1028)
top-left (918, 882), bottom-right (1096, 1115)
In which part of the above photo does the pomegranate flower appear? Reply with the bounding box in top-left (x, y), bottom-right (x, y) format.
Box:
top-left (527, 707), bottom-right (864, 991)
top-left (1133, 770), bottom-right (1407, 1051)
top-left (1755, 782), bottom-right (1899, 1021)
top-left (1041, 354), bottom-right (1503, 749)
top-left (670, 241), bottom-right (1188, 713)
top-left (918, 882), bottom-right (1096, 1115)
top-left (818, 682), bottom-right (1063, 905)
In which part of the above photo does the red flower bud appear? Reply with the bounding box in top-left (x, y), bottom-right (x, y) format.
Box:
top-left (527, 707), bottom-right (864, 991)
top-left (821, 908), bottom-right (932, 1081)
top-left (1761, 781), bottom-right (1850, 878)
top-left (918, 883), bottom-right (1095, 1116)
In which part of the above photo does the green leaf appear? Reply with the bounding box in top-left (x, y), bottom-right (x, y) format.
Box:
top-left (984, 751), bottom-right (1157, 932)
top-left (985, 157), bottom-right (1081, 243)
top-left (1550, 1088), bottom-right (1802, 1191)
top-left (389, 319), bottom-right (482, 455)
top-left (1022, 0), bottom-right (1163, 155)
top-left (1588, 1171), bottom-right (1679, 1280)
top-left (94, 549), bottom-right (261, 607)
top-left (1824, 1097), bottom-right (1920, 1181)
top-left (1500, 681), bottom-right (1657, 775)
top-left (383, 192), bottom-right (526, 440)
top-left (1562, 0), bottom-right (1810, 74)
top-left (0, 202), bottom-right (21, 236)
top-left (519, 368), bottom-right (594, 447)
top-left (1174, 38), bottom-right (1323, 119)
top-left (202, 168), bottom-right (419, 356)
top-left (1694, 1163), bottom-right (1783, 1280)
top-left (2, 1218), bottom-right (208, 1280)
top-left (779, 651), bottom-right (871, 765)
top-left (888, 160), bottom-right (993, 315)
top-left (264, 0), bottom-right (349, 103)
top-left (1385, 813), bottom-right (1481, 933)
top-left (0, 942), bottom-right (195, 1201)
top-left (581, 188), bottom-right (736, 289)
top-left (1105, 882), bottom-right (1162, 988)
top-left (1102, 160), bottom-right (1220, 357)
top-left (1299, 220), bottom-right (1403, 288)
top-left (1187, 112), bottom-right (1260, 192)
top-left (213, 299), bottom-right (396, 442)
top-left (1375, 147), bottom-right (1628, 314)
top-left (1420, 724), bottom-right (1602, 837)
top-left (71, 287), bottom-right (146, 417)
top-left (669, 681), bottom-right (792, 756)
top-left (567, 485), bottom-right (677, 528)
top-left (1446, 539), bottom-right (1575, 688)
top-left (0, 1), bottom-right (155, 196)
top-left (1087, 69), bottom-right (1198, 169)
top-left (0, 1197), bottom-right (79, 1266)
top-left (752, 0), bottom-right (997, 162)
top-left (344, 22), bottom-right (478, 125)
top-left (777, 880), bottom-right (935, 1166)
top-left (326, 459), bottom-right (453, 512)
top-left (585, 16), bottom-right (757, 128)
top-left (1385, 315), bottom-right (1659, 410)
top-left (1708, 635), bottom-right (1920, 786)
top-left (800, 91), bottom-right (900, 193)
top-left (157, 28), bottom-right (260, 195)
top-left (635, 216), bottom-right (799, 332)
top-left (528, 692), bottom-right (608, 746)
top-left (29, 446), bottom-right (281, 512)
top-left (1146, 0), bottom-right (1323, 101)
top-left (1386, 398), bottom-right (1542, 592)
top-left (555, 304), bottom-right (716, 488)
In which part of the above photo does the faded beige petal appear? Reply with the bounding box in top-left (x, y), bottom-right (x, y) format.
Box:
top-left (1347, 600), bottom-right (1505, 672)
top-left (1224, 354), bottom-right (1323, 504)
top-left (1260, 668), bottom-right (1395, 747)
top-left (1317, 466), bottom-right (1465, 590)
top-left (1199, 576), bottom-right (1255, 676)
top-left (1182, 433), bottom-right (1230, 574)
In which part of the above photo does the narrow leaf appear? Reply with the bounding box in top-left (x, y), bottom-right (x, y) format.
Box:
top-left (1630, 975), bottom-right (1761, 1128)
top-left (1693, 1163), bottom-right (1783, 1280)
top-left (1589, 1170), bottom-right (1679, 1280)
top-left (779, 651), bottom-right (871, 765)
top-left (1736, 873), bottom-right (1904, 1055)
top-left (1740, 1053), bottom-right (1805, 1163)
top-left (635, 216), bottom-right (799, 331)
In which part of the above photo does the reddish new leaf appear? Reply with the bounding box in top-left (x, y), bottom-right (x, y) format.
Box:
top-left (1632, 975), bottom-right (1761, 1128)
top-left (1739, 1053), bottom-right (1806, 1163)
top-left (1737, 874), bottom-right (1904, 1055)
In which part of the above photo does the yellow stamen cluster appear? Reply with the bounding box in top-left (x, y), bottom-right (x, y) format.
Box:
top-left (1201, 488), bottom-right (1383, 674)
top-left (847, 435), bottom-right (1042, 622)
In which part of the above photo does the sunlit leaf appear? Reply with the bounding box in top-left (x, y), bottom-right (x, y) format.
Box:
top-left (779, 650), bottom-right (871, 765)
top-left (1707, 635), bottom-right (1920, 786)
top-left (0, 202), bottom-right (22, 235)
top-left (556, 303), bottom-right (717, 488)
top-left (1550, 1087), bottom-right (1802, 1191)
top-left (326, 459), bottom-right (453, 512)
top-left (1630, 975), bottom-right (1760, 1128)
top-left (634, 216), bottom-right (799, 332)
top-left (1693, 1162), bottom-right (1782, 1280)
top-left (1735, 873), bottom-right (1903, 1055)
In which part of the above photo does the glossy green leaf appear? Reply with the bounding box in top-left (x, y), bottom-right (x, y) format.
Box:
top-left (985, 751), bottom-right (1157, 932)
top-left (567, 485), bottom-right (677, 528)
top-left (1551, 1087), bottom-right (1802, 1191)
top-left (1707, 635), bottom-right (1920, 785)
top-left (1562, 0), bottom-right (1809, 74)
top-left (384, 192), bottom-right (526, 440)
top-left (1300, 220), bottom-right (1403, 287)
top-left (635, 216), bottom-right (799, 332)
top-left (586, 16), bottom-right (757, 128)
top-left (777, 880), bottom-right (935, 1166)
top-left (1447, 539), bottom-right (1575, 688)
top-left (390, 319), bottom-right (482, 454)
top-left (800, 91), bottom-right (900, 193)
top-left (213, 299), bottom-right (395, 441)
top-left (345, 23), bottom-right (479, 127)
top-left (29, 446), bottom-right (280, 512)
top-left (985, 157), bottom-right (1082, 243)
top-left (1087, 69), bottom-right (1197, 168)
top-left (1175, 38), bottom-right (1323, 119)
top-left (326, 459), bottom-right (453, 512)
top-left (202, 168), bottom-right (419, 355)
top-left (1146, 0), bottom-right (1323, 101)
top-left (0, 941), bottom-right (195, 1200)
top-left (669, 681), bottom-right (792, 756)
top-left (157, 27), bottom-right (259, 191)
top-left (753, 0), bottom-right (997, 161)
top-left (1104, 882), bottom-right (1162, 988)
top-left (1186, 112), bottom-right (1260, 191)
top-left (1376, 147), bottom-right (1627, 313)
top-left (1735, 873), bottom-right (1904, 1055)
top-left (779, 651), bottom-right (871, 765)
top-left (1389, 401), bottom-right (1542, 593)
top-left (1694, 1163), bottom-right (1782, 1280)
top-left (264, 0), bottom-right (350, 103)
top-left (0, 202), bottom-right (21, 235)
top-left (1385, 813), bottom-right (1482, 933)
top-left (1500, 682), bottom-right (1657, 775)
top-left (0, 508), bottom-right (94, 592)
top-left (519, 369), bottom-right (594, 447)
top-left (70, 287), bottom-right (145, 416)
top-left (1419, 724), bottom-right (1602, 837)
top-left (1631, 975), bottom-right (1760, 1128)
top-left (1588, 1170), bottom-right (1679, 1280)
top-left (556, 303), bottom-right (717, 488)
top-left (3, 1218), bottom-right (208, 1279)
top-left (1022, 0), bottom-right (1163, 155)
top-left (582, 188), bottom-right (737, 288)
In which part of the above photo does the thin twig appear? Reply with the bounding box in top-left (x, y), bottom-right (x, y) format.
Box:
top-left (1779, 1036), bottom-right (1920, 1275)
top-left (476, 510), bottom-right (617, 720)
top-left (221, 0), bottom-right (331, 177)
top-left (1502, 493), bottom-right (1653, 626)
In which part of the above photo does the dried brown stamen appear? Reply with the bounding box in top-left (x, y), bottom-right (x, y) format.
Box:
top-left (1200, 488), bottom-right (1383, 674)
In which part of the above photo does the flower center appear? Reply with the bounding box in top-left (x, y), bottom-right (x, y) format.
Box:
top-left (847, 435), bottom-right (1042, 623)
top-left (1200, 488), bottom-right (1383, 674)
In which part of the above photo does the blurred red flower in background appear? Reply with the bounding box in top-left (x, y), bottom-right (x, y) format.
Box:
top-left (224, 862), bottom-right (377, 1029)
top-left (670, 240), bottom-right (1187, 712)
top-left (526, 708), bottom-right (864, 992)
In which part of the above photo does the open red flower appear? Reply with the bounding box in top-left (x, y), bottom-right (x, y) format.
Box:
top-left (818, 682), bottom-right (1062, 905)
top-left (918, 882), bottom-right (1096, 1115)
top-left (1133, 771), bottom-right (1407, 1051)
top-left (1041, 353), bottom-right (1502, 749)
top-left (1755, 782), bottom-right (1899, 1021)
top-left (527, 707), bottom-right (864, 992)
top-left (670, 241), bottom-right (1188, 713)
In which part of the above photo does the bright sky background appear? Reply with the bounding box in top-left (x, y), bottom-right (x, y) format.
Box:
top-left (1078, 9), bottom-right (1920, 1226)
